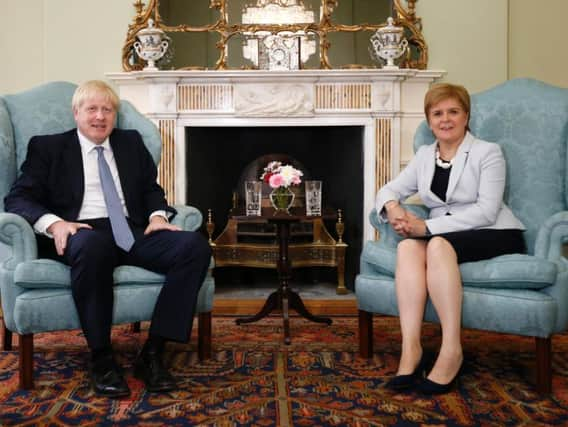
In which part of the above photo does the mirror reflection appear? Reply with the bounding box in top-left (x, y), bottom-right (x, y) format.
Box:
top-left (158, 0), bottom-right (215, 27)
top-left (327, 30), bottom-right (379, 69)
top-left (124, 0), bottom-right (426, 71)
top-left (331, 0), bottom-right (393, 26)
top-left (231, 0), bottom-right (322, 25)
top-left (233, 0), bottom-right (320, 69)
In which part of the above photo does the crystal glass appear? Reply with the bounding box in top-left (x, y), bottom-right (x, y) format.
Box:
top-left (305, 180), bottom-right (322, 216)
top-left (245, 181), bottom-right (262, 216)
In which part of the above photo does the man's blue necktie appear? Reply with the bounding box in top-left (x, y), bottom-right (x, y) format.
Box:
top-left (95, 146), bottom-right (135, 251)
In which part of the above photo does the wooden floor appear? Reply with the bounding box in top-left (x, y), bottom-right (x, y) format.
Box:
top-left (213, 297), bottom-right (358, 316)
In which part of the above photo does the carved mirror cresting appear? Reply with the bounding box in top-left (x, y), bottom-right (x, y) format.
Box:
top-left (123, 0), bottom-right (427, 71)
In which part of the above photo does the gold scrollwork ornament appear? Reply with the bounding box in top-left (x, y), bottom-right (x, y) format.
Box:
top-left (122, 0), bottom-right (427, 71)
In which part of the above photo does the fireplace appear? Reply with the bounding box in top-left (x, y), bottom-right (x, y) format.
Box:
top-left (106, 69), bottom-right (444, 289)
top-left (187, 125), bottom-right (364, 288)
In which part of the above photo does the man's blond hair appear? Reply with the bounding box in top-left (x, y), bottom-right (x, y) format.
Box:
top-left (72, 80), bottom-right (120, 112)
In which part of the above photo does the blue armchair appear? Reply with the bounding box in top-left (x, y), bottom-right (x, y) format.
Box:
top-left (0, 81), bottom-right (215, 389)
top-left (355, 78), bottom-right (568, 394)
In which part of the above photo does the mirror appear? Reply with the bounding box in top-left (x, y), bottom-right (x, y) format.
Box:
top-left (229, 0), bottom-right (322, 25)
top-left (123, 0), bottom-right (427, 71)
top-left (331, 0), bottom-right (394, 25)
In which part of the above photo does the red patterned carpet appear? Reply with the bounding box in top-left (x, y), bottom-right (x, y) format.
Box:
top-left (1, 316), bottom-right (568, 426)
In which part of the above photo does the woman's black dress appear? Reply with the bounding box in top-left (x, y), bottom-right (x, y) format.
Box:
top-left (420, 164), bottom-right (525, 264)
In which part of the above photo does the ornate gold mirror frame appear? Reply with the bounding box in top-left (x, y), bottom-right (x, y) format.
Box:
top-left (123, 0), bottom-right (427, 71)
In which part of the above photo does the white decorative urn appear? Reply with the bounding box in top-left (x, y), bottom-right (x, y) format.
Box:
top-left (133, 19), bottom-right (169, 71)
top-left (369, 17), bottom-right (409, 70)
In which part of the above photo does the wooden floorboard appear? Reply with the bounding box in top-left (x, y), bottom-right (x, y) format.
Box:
top-left (213, 298), bottom-right (358, 316)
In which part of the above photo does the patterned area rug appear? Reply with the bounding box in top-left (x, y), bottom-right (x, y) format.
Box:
top-left (1, 316), bottom-right (568, 426)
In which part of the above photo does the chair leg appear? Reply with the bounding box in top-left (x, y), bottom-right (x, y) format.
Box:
top-left (535, 336), bottom-right (552, 395)
top-left (358, 310), bottom-right (373, 358)
top-left (2, 321), bottom-right (12, 351)
top-left (130, 321), bottom-right (141, 333)
top-left (198, 311), bottom-right (212, 361)
top-left (19, 334), bottom-right (34, 390)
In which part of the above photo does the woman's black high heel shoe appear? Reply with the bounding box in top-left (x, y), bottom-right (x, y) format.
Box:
top-left (385, 353), bottom-right (430, 391)
top-left (416, 361), bottom-right (463, 395)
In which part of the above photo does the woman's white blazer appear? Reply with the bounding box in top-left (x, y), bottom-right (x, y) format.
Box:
top-left (375, 132), bottom-right (525, 234)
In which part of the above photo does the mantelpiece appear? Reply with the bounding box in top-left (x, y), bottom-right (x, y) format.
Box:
top-left (106, 68), bottom-right (444, 242)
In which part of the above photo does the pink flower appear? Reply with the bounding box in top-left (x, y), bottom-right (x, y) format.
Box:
top-left (269, 174), bottom-right (285, 189)
top-left (291, 175), bottom-right (302, 185)
top-left (261, 161), bottom-right (303, 189)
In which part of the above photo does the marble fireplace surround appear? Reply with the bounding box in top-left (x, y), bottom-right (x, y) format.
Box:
top-left (106, 69), bottom-right (443, 242)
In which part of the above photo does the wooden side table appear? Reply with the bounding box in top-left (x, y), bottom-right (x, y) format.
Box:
top-left (208, 207), bottom-right (348, 294)
top-left (232, 208), bottom-right (333, 344)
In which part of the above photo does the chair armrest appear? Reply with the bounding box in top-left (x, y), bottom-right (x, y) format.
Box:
top-left (0, 212), bottom-right (38, 270)
top-left (534, 211), bottom-right (568, 332)
top-left (404, 204), bottom-right (430, 220)
top-left (171, 205), bottom-right (203, 232)
top-left (369, 208), bottom-right (399, 248)
top-left (534, 210), bottom-right (568, 266)
top-left (369, 204), bottom-right (430, 247)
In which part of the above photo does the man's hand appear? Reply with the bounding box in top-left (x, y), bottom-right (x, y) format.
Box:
top-left (144, 216), bottom-right (181, 235)
top-left (48, 220), bottom-right (93, 256)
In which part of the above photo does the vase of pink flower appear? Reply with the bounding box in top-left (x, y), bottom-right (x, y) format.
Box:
top-left (261, 161), bottom-right (303, 214)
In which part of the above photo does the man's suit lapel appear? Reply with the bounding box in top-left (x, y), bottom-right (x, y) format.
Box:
top-left (65, 132), bottom-right (85, 207)
top-left (446, 132), bottom-right (474, 200)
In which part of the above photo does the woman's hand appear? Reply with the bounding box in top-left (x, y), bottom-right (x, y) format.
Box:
top-left (385, 201), bottom-right (408, 237)
top-left (402, 211), bottom-right (428, 237)
top-left (385, 202), bottom-right (429, 237)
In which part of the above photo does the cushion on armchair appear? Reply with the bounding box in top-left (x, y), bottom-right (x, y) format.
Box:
top-left (14, 259), bottom-right (72, 289)
top-left (360, 240), bottom-right (557, 290)
top-left (14, 257), bottom-right (215, 289)
top-left (14, 260), bottom-right (164, 289)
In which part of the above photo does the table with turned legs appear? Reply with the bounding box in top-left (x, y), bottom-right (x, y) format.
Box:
top-left (234, 208), bottom-right (333, 344)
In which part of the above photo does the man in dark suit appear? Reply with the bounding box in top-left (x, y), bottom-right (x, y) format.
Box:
top-left (4, 80), bottom-right (211, 398)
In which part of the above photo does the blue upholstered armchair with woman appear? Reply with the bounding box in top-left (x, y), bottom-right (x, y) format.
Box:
top-left (376, 83), bottom-right (526, 394)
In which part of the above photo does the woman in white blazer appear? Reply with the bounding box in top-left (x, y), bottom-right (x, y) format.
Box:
top-left (376, 83), bottom-right (525, 394)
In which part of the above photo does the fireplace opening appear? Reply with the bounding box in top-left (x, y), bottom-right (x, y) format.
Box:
top-left (186, 126), bottom-right (364, 291)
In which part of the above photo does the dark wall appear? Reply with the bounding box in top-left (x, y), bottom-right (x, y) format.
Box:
top-left (186, 126), bottom-right (364, 289)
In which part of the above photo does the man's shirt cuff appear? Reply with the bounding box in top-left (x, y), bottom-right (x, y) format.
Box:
top-left (149, 210), bottom-right (169, 222)
top-left (34, 214), bottom-right (64, 238)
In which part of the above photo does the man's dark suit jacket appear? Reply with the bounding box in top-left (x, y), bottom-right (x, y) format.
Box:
top-left (4, 128), bottom-right (175, 230)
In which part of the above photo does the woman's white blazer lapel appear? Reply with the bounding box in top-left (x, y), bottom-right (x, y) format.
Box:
top-left (445, 132), bottom-right (475, 201)
top-left (420, 144), bottom-right (438, 202)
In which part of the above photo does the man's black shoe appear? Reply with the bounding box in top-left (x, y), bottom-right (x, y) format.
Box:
top-left (134, 347), bottom-right (177, 392)
top-left (89, 355), bottom-right (130, 398)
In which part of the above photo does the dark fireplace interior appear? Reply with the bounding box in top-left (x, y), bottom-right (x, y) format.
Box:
top-left (186, 126), bottom-right (364, 291)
